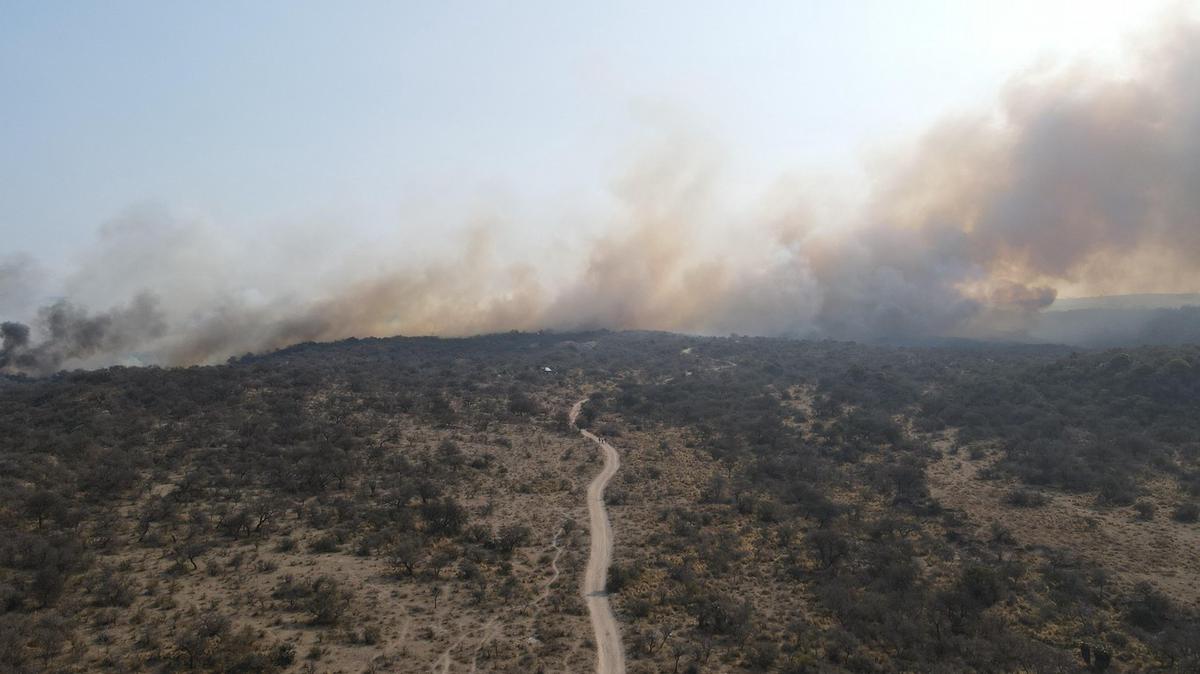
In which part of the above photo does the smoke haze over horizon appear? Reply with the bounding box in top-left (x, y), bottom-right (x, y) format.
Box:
top-left (3, 7), bottom-right (1200, 374)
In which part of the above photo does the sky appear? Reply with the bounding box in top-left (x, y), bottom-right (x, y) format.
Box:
top-left (2, 1), bottom-right (1200, 371)
top-left (2, 1), bottom-right (1191, 268)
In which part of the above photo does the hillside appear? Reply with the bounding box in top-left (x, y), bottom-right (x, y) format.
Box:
top-left (1, 332), bottom-right (1198, 673)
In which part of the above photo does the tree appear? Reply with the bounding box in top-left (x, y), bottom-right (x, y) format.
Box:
top-left (217, 508), bottom-right (252, 539)
top-left (23, 490), bottom-right (66, 529)
top-left (388, 538), bottom-right (423, 576)
top-left (175, 611), bottom-right (286, 672)
top-left (507, 391), bottom-right (542, 416)
top-left (960, 564), bottom-right (1003, 609)
top-left (437, 439), bottom-right (465, 471)
top-left (808, 528), bottom-right (849, 571)
top-left (175, 612), bottom-right (231, 668)
top-left (91, 565), bottom-right (134, 607)
top-left (421, 497), bottom-right (467, 536)
top-left (31, 612), bottom-right (70, 669)
top-left (250, 497), bottom-right (281, 534)
top-left (31, 565), bottom-right (66, 608)
top-left (494, 525), bottom-right (531, 554)
top-left (1127, 582), bottom-right (1172, 632)
top-left (176, 539), bottom-right (210, 571)
top-left (426, 546), bottom-right (458, 579)
top-left (693, 594), bottom-right (752, 638)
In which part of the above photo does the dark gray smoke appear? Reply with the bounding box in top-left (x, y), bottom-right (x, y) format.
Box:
top-left (0, 321), bottom-right (31, 369)
top-left (0, 295), bottom-right (167, 375)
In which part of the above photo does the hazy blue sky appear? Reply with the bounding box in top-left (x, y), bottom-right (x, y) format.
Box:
top-left (1, 1), bottom-right (1191, 269)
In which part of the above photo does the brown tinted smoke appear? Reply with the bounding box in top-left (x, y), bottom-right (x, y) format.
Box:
top-left (2, 21), bottom-right (1198, 373)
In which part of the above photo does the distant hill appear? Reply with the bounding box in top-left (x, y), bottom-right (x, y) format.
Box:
top-left (1046, 293), bottom-right (1200, 312)
top-left (1032, 294), bottom-right (1200, 346)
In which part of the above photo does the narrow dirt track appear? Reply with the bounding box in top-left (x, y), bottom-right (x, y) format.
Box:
top-left (570, 398), bottom-right (626, 674)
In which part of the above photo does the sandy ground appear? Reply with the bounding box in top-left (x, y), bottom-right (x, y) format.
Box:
top-left (571, 398), bottom-right (626, 674)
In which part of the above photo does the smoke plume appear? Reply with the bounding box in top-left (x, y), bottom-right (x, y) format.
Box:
top-left (3, 20), bottom-right (1199, 374)
top-left (0, 296), bottom-right (166, 375)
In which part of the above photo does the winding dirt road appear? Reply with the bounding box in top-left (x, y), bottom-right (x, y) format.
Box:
top-left (570, 398), bottom-right (626, 674)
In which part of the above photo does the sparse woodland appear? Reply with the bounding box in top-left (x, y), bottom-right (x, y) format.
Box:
top-left (1, 332), bottom-right (1198, 672)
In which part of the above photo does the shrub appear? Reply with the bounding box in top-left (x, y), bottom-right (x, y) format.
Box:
top-left (745, 640), bottom-right (779, 670)
top-left (360, 624), bottom-right (382, 645)
top-left (305, 576), bottom-right (352, 625)
top-left (1005, 489), bottom-right (1049, 508)
top-left (174, 612), bottom-right (286, 672)
top-left (598, 423), bottom-right (622, 437)
top-left (607, 563), bottom-right (640, 593)
top-left (1127, 582), bottom-right (1173, 632)
top-left (1171, 502), bottom-right (1199, 523)
top-left (307, 532), bottom-right (341, 553)
top-left (960, 564), bottom-right (1003, 609)
top-left (507, 391), bottom-right (542, 416)
top-left (90, 566), bottom-right (135, 607)
top-left (494, 525), bottom-right (531, 554)
top-left (1133, 501), bottom-right (1156, 520)
top-left (271, 642), bottom-right (296, 667)
top-left (627, 597), bottom-right (652, 618)
top-left (808, 528), bottom-right (849, 570)
top-left (1096, 474), bottom-right (1138, 506)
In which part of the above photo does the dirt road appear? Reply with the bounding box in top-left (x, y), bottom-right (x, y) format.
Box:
top-left (570, 398), bottom-right (626, 674)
